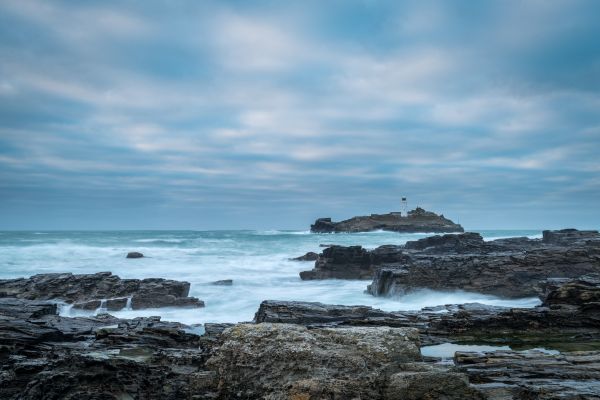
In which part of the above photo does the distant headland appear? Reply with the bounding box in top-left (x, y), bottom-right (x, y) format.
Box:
top-left (310, 207), bottom-right (464, 233)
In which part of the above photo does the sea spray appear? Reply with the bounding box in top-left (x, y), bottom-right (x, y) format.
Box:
top-left (0, 229), bottom-right (543, 325)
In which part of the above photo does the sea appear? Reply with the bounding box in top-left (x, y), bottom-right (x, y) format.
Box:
top-left (0, 230), bottom-right (543, 326)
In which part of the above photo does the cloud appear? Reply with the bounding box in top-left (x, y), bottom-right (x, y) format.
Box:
top-left (0, 0), bottom-right (599, 229)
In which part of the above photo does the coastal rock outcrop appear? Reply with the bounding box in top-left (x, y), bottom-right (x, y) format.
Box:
top-left (0, 298), bottom-right (218, 400)
top-left (206, 323), bottom-right (480, 400)
top-left (310, 207), bottom-right (464, 233)
top-left (0, 272), bottom-right (204, 310)
top-left (299, 229), bottom-right (600, 297)
top-left (290, 251), bottom-right (319, 261)
top-left (368, 242), bottom-right (600, 298)
top-left (300, 244), bottom-right (407, 280)
top-left (256, 275), bottom-right (600, 345)
top-left (455, 350), bottom-right (600, 399)
top-left (126, 251), bottom-right (144, 258)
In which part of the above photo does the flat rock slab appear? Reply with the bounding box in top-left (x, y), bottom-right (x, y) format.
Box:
top-left (0, 272), bottom-right (204, 311)
top-left (455, 350), bottom-right (600, 399)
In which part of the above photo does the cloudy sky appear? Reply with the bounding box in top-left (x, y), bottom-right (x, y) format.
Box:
top-left (1, 0), bottom-right (599, 230)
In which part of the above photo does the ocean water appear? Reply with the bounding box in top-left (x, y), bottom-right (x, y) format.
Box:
top-left (0, 230), bottom-right (542, 325)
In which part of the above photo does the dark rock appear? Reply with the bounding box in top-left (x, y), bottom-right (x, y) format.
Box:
top-left (368, 241), bottom-right (600, 298)
top-left (254, 300), bottom-right (398, 325)
top-left (404, 232), bottom-right (485, 252)
top-left (203, 323), bottom-right (235, 338)
top-left (541, 274), bottom-right (600, 307)
top-left (542, 228), bottom-right (600, 246)
top-left (256, 275), bottom-right (600, 343)
top-left (0, 297), bottom-right (219, 400)
top-left (310, 207), bottom-right (464, 233)
top-left (302, 230), bottom-right (597, 284)
top-left (290, 251), bottom-right (319, 261)
top-left (126, 251), bottom-right (144, 258)
top-left (300, 244), bottom-right (408, 280)
top-left (211, 279), bottom-right (233, 286)
top-left (455, 350), bottom-right (600, 399)
top-left (0, 272), bottom-right (204, 311)
top-left (385, 369), bottom-right (484, 400)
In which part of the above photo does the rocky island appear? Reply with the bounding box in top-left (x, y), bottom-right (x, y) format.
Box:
top-left (310, 207), bottom-right (464, 233)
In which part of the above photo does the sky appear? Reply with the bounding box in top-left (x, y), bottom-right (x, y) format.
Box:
top-left (1, 0), bottom-right (599, 230)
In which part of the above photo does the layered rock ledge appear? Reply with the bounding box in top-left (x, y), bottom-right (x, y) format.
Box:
top-left (0, 272), bottom-right (204, 311)
top-left (310, 207), bottom-right (464, 233)
top-left (2, 272), bottom-right (599, 399)
top-left (300, 229), bottom-right (600, 298)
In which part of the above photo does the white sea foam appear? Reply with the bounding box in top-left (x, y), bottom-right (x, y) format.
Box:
top-left (2, 229), bottom-right (544, 325)
top-left (134, 238), bottom-right (185, 243)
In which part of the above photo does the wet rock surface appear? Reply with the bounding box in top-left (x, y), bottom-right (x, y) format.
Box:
top-left (300, 244), bottom-right (407, 280)
top-left (126, 251), bottom-right (144, 258)
top-left (2, 271), bottom-right (600, 398)
top-left (310, 207), bottom-right (464, 233)
top-left (455, 350), bottom-right (600, 399)
top-left (290, 251), bottom-right (319, 261)
top-left (0, 272), bottom-right (204, 311)
top-left (3, 229), bottom-right (600, 398)
top-left (0, 297), bottom-right (218, 400)
top-left (258, 275), bottom-right (600, 345)
top-left (211, 279), bottom-right (233, 286)
top-left (299, 229), bottom-right (600, 298)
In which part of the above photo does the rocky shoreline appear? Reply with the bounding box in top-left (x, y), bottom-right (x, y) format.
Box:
top-left (1, 228), bottom-right (600, 399)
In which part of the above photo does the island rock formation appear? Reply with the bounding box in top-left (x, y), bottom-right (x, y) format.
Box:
top-left (310, 207), bottom-right (464, 233)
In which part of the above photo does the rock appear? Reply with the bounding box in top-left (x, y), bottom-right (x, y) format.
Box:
top-left (404, 232), bottom-right (485, 252)
top-left (126, 251), bottom-right (144, 258)
top-left (0, 297), bottom-right (219, 400)
top-left (206, 323), bottom-right (469, 399)
top-left (300, 244), bottom-right (407, 280)
top-left (310, 207), bottom-right (464, 233)
top-left (255, 274), bottom-right (600, 343)
top-left (385, 370), bottom-right (484, 400)
top-left (455, 350), bottom-right (600, 399)
top-left (302, 230), bottom-right (599, 284)
top-left (542, 228), bottom-right (600, 246)
top-left (541, 274), bottom-right (600, 307)
top-left (368, 242), bottom-right (600, 298)
top-left (211, 279), bottom-right (233, 286)
top-left (255, 300), bottom-right (400, 326)
top-left (290, 251), bottom-right (319, 261)
top-left (0, 272), bottom-right (204, 311)
top-left (203, 323), bottom-right (235, 338)
top-left (356, 229), bottom-right (600, 298)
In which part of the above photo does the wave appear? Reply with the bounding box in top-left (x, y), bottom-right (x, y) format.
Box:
top-left (253, 230), bottom-right (312, 236)
top-left (134, 238), bottom-right (185, 243)
top-left (484, 233), bottom-right (543, 241)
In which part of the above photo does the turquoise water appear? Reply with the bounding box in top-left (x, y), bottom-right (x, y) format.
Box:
top-left (0, 230), bottom-right (542, 324)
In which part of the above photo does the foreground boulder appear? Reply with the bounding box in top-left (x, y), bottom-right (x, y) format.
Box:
top-left (206, 323), bottom-right (480, 399)
top-left (0, 272), bottom-right (204, 311)
top-left (310, 207), bottom-right (464, 233)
